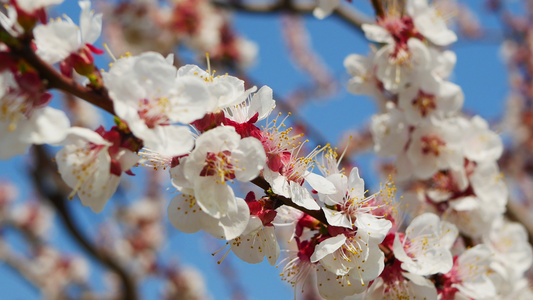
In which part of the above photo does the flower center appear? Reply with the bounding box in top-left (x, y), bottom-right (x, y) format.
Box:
top-left (200, 150), bottom-right (236, 183)
top-left (137, 97), bottom-right (171, 128)
top-left (412, 90), bottom-right (436, 117)
top-left (421, 134), bottom-right (446, 156)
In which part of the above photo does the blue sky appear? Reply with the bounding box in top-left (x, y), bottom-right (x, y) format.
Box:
top-left (0, 0), bottom-right (510, 299)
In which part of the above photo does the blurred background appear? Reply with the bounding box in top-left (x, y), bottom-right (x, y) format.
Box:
top-left (0, 0), bottom-right (524, 299)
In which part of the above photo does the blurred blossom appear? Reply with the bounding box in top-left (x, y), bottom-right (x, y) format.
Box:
top-left (11, 202), bottom-right (53, 239)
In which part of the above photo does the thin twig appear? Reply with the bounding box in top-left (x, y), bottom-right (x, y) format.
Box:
top-left (251, 177), bottom-right (328, 224)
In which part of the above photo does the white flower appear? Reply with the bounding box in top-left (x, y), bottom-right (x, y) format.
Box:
top-left (446, 244), bottom-right (496, 299)
top-left (344, 54), bottom-right (376, 96)
top-left (263, 146), bottom-right (336, 211)
top-left (14, 0), bottom-right (64, 14)
top-left (444, 196), bottom-right (500, 238)
top-left (398, 78), bottom-right (463, 125)
top-left (318, 168), bottom-right (392, 237)
top-left (429, 48), bottom-right (456, 80)
top-left (344, 52), bottom-right (390, 109)
top-left (469, 161), bottom-right (507, 213)
top-left (371, 106), bottom-right (410, 157)
top-left (11, 202), bottom-right (53, 238)
top-left (311, 220), bottom-right (389, 281)
top-left (229, 216), bottom-right (280, 265)
top-left (0, 72), bottom-right (70, 159)
top-left (461, 115), bottom-right (503, 163)
top-left (168, 193), bottom-right (250, 240)
top-left (483, 218), bottom-right (532, 283)
top-left (223, 86), bottom-right (275, 124)
top-left (365, 270), bottom-right (438, 300)
top-left (393, 213), bottom-right (458, 276)
top-left (406, 0), bottom-right (457, 46)
top-left (177, 64), bottom-right (256, 111)
top-left (34, 0), bottom-right (102, 64)
top-left (373, 38), bottom-right (431, 93)
top-left (314, 241), bottom-right (385, 298)
top-left (56, 127), bottom-right (138, 213)
top-left (402, 118), bottom-right (464, 179)
top-left (105, 53), bottom-right (211, 156)
top-left (180, 126), bottom-right (266, 219)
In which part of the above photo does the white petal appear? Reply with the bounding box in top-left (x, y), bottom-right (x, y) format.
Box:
top-left (34, 21), bottom-right (80, 64)
top-left (323, 207), bottom-right (352, 228)
top-left (354, 213), bottom-right (391, 242)
top-left (311, 234), bottom-right (346, 263)
top-left (249, 86), bottom-right (275, 121)
top-left (141, 125), bottom-right (194, 157)
top-left (347, 167), bottom-right (365, 200)
top-left (289, 182), bottom-right (320, 210)
top-left (305, 172), bottom-right (336, 195)
top-left (204, 197), bottom-right (250, 240)
top-left (362, 24), bottom-right (393, 43)
top-left (319, 173), bottom-right (348, 205)
top-left (22, 107), bottom-right (70, 144)
top-left (194, 177), bottom-right (236, 219)
top-left (167, 194), bottom-right (204, 234)
top-left (79, 0), bottom-right (102, 44)
top-left (316, 265), bottom-right (366, 299)
top-left (234, 137), bottom-right (267, 182)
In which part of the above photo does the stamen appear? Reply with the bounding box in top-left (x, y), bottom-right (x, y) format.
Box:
top-left (217, 246), bottom-right (232, 264)
top-left (206, 53), bottom-right (211, 75)
top-left (212, 242), bottom-right (229, 256)
top-left (337, 136), bottom-right (352, 168)
top-left (103, 43), bottom-right (117, 62)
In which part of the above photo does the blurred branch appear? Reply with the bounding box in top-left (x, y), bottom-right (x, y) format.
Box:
top-left (0, 240), bottom-right (42, 294)
top-left (29, 146), bottom-right (138, 300)
top-left (370, 0), bottom-right (385, 18)
top-left (211, 0), bottom-right (373, 33)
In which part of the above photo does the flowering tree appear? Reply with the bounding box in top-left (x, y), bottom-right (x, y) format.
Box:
top-left (1, 0), bottom-right (532, 299)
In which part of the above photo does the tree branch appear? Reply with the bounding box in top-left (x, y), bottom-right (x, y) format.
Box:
top-left (370, 0), bottom-right (385, 19)
top-left (0, 240), bottom-right (43, 295)
top-left (211, 0), bottom-right (373, 32)
top-left (251, 177), bottom-right (328, 224)
top-left (29, 146), bottom-right (138, 300)
top-left (0, 24), bottom-right (115, 115)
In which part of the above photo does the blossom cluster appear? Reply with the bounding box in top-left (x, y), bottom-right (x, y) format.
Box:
top-left (0, 0), bottom-right (532, 299)
top-left (343, 0), bottom-right (533, 298)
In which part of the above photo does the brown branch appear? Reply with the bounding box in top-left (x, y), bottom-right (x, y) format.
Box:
top-left (211, 0), bottom-right (373, 32)
top-left (29, 146), bottom-right (138, 300)
top-left (0, 240), bottom-right (43, 294)
top-left (370, 0), bottom-right (385, 19)
top-left (251, 177), bottom-right (328, 224)
top-left (0, 24), bottom-right (115, 115)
